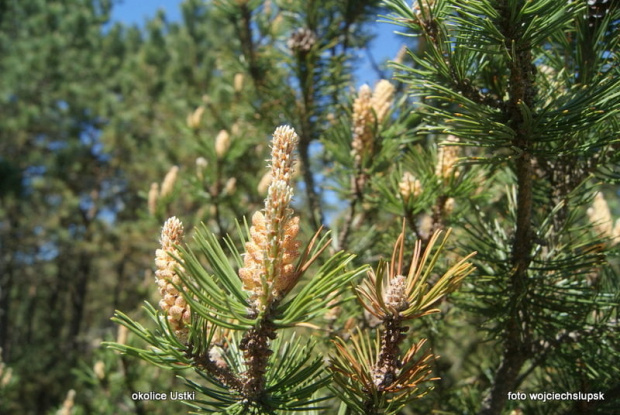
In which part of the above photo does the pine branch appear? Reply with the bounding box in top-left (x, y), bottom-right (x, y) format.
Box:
top-left (291, 28), bottom-right (325, 231)
top-left (239, 313), bottom-right (277, 409)
top-left (237, 3), bottom-right (263, 90)
top-left (480, 1), bottom-right (538, 413)
top-left (188, 344), bottom-right (244, 395)
top-left (337, 174), bottom-right (364, 251)
top-left (331, 228), bottom-right (475, 414)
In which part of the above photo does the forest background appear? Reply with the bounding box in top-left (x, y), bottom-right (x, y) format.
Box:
top-left (1, 0), bottom-right (619, 414)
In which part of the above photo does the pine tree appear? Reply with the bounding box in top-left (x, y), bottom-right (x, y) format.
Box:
top-left (3, 0), bottom-right (619, 414)
top-left (107, 1), bottom-right (478, 413)
top-left (108, 0), bottom-right (620, 413)
top-left (381, 1), bottom-right (620, 414)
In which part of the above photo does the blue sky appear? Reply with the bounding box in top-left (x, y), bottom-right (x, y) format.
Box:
top-left (110, 0), bottom-right (403, 86)
top-left (112, 0), bottom-right (182, 24)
